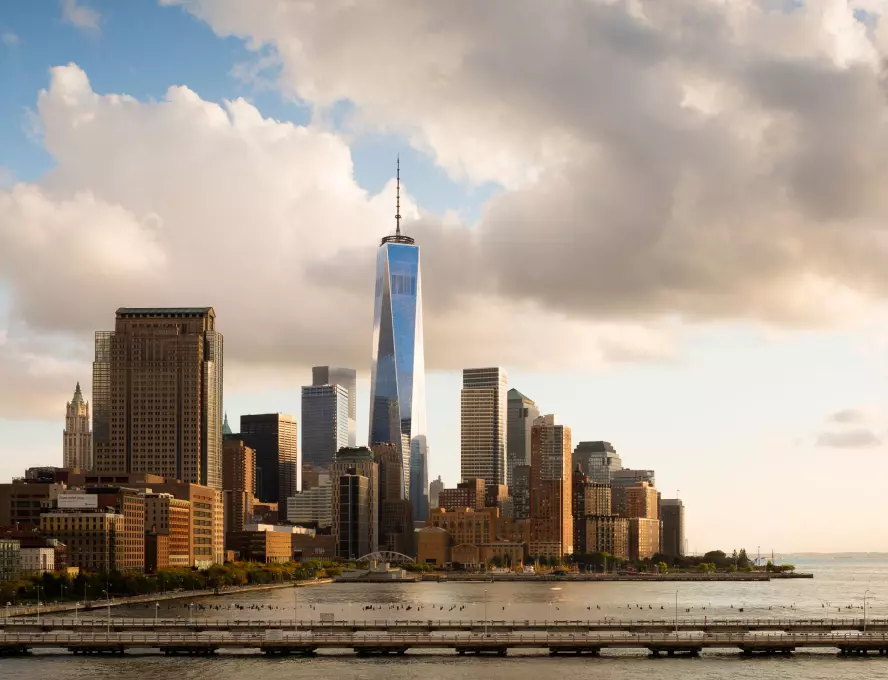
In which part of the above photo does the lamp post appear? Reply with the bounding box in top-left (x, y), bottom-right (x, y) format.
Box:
top-left (102, 589), bottom-right (111, 635)
top-left (294, 582), bottom-right (298, 632)
top-left (189, 603), bottom-right (194, 625)
top-left (155, 602), bottom-right (160, 626)
top-left (5, 602), bottom-right (9, 623)
top-left (36, 585), bottom-right (41, 625)
top-left (864, 590), bottom-right (873, 633)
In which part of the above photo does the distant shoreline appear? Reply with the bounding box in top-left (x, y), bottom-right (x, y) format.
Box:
top-left (417, 573), bottom-right (814, 583)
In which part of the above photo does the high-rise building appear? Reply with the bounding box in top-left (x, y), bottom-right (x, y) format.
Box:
top-left (460, 367), bottom-right (508, 486)
top-left (84, 486), bottom-right (145, 572)
top-left (611, 469), bottom-right (656, 516)
top-left (373, 442), bottom-right (405, 503)
top-left (438, 478), bottom-right (486, 512)
top-left (332, 447), bottom-right (379, 556)
top-left (629, 517), bottom-right (660, 560)
top-left (41, 511), bottom-right (123, 573)
top-left (529, 415), bottom-right (573, 558)
top-left (571, 466), bottom-right (612, 554)
top-left (93, 307), bottom-right (223, 489)
top-left (573, 441), bottom-right (622, 484)
top-left (368, 162), bottom-right (429, 522)
top-left (222, 413), bottom-right (233, 436)
top-left (301, 384), bottom-right (350, 472)
top-left (222, 438), bottom-right (256, 535)
top-left (63, 382), bottom-right (92, 470)
top-left (240, 414), bottom-right (299, 517)
top-left (660, 498), bottom-right (685, 558)
top-left (312, 367), bottom-right (357, 447)
top-left (286, 477), bottom-right (333, 529)
top-left (507, 389), bottom-right (539, 488)
top-left (512, 465), bottom-right (531, 520)
top-left (625, 481), bottom-right (659, 520)
top-left (429, 476), bottom-right (444, 509)
top-left (144, 492), bottom-right (191, 567)
top-left (583, 516), bottom-right (630, 559)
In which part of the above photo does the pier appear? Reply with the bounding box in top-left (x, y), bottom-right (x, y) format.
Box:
top-left (2, 630), bottom-right (888, 657)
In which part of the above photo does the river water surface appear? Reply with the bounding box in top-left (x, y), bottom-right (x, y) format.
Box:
top-left (2, 555), bottom-right (887, 680)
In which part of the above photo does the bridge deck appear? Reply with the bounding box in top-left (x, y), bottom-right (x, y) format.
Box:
top-left (2, 631), bottom-right (888, 656)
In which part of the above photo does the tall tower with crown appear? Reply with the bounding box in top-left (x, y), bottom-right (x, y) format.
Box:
top-left (64, 382), bottom-right (93, 470)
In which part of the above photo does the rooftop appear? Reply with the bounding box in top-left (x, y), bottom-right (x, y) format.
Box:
top-left (116, 307), bottom-right (214, 317)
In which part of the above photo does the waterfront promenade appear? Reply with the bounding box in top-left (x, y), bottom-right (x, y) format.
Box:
top-left (1, 629), bottom-right (888, 657)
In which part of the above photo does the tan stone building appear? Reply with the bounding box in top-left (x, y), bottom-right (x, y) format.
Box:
top-left (529, 415), bottom-right (573, 558)
top-left (40, 511), bottom-right (124, 572)
top-left (438, 478), bottom-right (485, 511)
top-left (428, 507), bottom-right (500, 546)
top-left (629, 517), bottom-right (660, 560)
top-left (222, 438), bottom-right (256, 535)
top-left (479, 541), bottom-right (524, 566)
top-left (582, 516), bottom-right (630, 559)
top-left (153, 480), bottom-right (224, 567)
top-left (416, 526), bottom-right (451, 566)
top-left (86, 487), bottom-right (145, 572)
top-left (93, 307), bottom-right (223, 489)
top-left (144, 492), bottom-right (191, 567)
top-left (625, 482), bottom-right (659, 520)
top-left (63, 383), bottom-right (92, 471)
top-left (0, 479), bottom-right (66, 527)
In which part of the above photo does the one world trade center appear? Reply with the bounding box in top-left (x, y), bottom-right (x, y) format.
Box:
top-left (369, 160), bottom-right (429, 521)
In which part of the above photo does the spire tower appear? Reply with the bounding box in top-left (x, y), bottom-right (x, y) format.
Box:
top-left (395, 155), bottom-right (402, 237)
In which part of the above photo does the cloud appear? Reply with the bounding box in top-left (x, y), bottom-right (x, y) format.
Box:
top-left (828, 408), bottom-right (873, 424)
top-left (816, 429), bottom-right (882, 449)
top-left (1, 30), bottom-right (19, 47)
top-left (163, 0), bottom-right (888, 326)
top-left (0, 64), bottom-right (667, 419)
top-left (60, 0), bottom-right (101, 33)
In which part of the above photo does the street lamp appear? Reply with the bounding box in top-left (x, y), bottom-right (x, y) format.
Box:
top-left (102, 589), bottom-right (111, 635)
top-left (484, 588), bottom-right (488, 637)
top-left (74, 601), bottom-right (80, 624)
top-left (155, 602), bottom-right (160, 626)
top-left (294, 583), bottom-right (298, 632)
top-left (864, 590), bottom-right (874, 633)
top-left (36, 585), bottom-right (41, 625)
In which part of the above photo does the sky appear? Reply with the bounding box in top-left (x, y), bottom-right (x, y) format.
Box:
top-left (2, 0), bottom-right (888, 553)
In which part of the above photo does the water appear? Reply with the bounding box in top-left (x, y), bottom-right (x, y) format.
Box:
top-left (3, 554), bottom-right (887, 679)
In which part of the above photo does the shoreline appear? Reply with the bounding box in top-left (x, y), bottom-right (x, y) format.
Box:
top-left (419, 573), bottom-right (813, 582)
top-left (7, 578), bottom-right (333, 618)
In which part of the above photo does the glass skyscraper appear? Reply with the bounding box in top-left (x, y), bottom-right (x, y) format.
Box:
top-left (369, 164), bottom-right (429, 521)
top-left (301, 384), bottom-right (350, 471)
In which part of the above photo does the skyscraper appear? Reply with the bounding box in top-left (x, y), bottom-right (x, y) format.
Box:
top-left (312, 366), bottom-right (357, 447)
top-left (301, 384), bottom-right (350, 471)
top-left (507, 388), bottom-right (538, 488)
top-left (63, 382), bottom-right (92, 470)
top-left (222, 438), bottom-right (256, 535)
top-left (93, 307), bottom-right (223, 488)
top-left (573, 441), bottom-right (622, 484)
top-left (332, 446), bottom-right (379, 557)
top-left (460, 367), bottom-right (508, 486)
top-left (529, 414), bottom-right (573, 558)
top-left (429, 475), bottom-right (444, 510)
top-left (660, 498), bottom-right (685, 558)
top-left (240, 414), bottom-right (299, 516)
top-left (368, 160), bottom-right (428, 522)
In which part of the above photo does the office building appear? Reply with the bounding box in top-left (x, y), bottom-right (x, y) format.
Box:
top-left (0, 477), bottom-right (67, 527)
top-left (529, 415), bottom-right (573, 558)
top-left (93, 307), bottom-right (223, 489)
top-left (507, 389), bottom-right (539, 488)
top-left (460, 367), bottom-right (508, 486)
top-left (0, 540), bottom-right (20, 582)
top-left (286, 476), bottom-right (333, 528)
top-left (572, 467), bottom-right (611, 554)
top-left (629, 517), bottom-right (660, 560)
top-left (332, 447), bottom-right (379, 557)
top-left (368, 164), bottom-right (429, 522)
top-left (312, 366), bottom-right (357, 446)
top-left (625, 481), bottom-right (659, 520)
top-left (240, 414), bottom-right (299, 518)
top-left (222, 438), bottom-right (256, 534)
top-left (611, 470), bottom-right (656, 516)
top-left (380, 499), bottom-right (415, 557)
top-left (227, 529), bottom-right (291, 563)
top-left (512, 465), bottom-right (531, 520)
top-left (41, 511), bottom-right (123, 572)
top-left (573, 441), bottom-right (622, 484)
top-left (485, 483), bottom-right (511, 518)
top-left (438, 478), bottom-right (485, 512)
top-left (19, 546), bottom-right (54, 574)
top-left (152, 480), bottom-right (224, 567)
top-left (63, 382), bottom-right (92, 470)
top-left (373, 442), bottom-right (407, 502)
top-left (660, 498), bottom-right (685, 558)
top-left (428, 507), bottom-right (500, 546)
top-left (83, 487), bottom-right (145, 572)
top-left (301, 384), bottom-right (350, 472)
top-left (143, 492), bottom-right (191, 567)
top-left (429, 476), bottom-right (444, 509)
top-left (582, 516), bottom-right (630, 559)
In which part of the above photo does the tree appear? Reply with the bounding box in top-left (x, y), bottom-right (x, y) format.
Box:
top-left (737, 549), bottom-right (750, 568)
top-left (656, 562), bottom-right (668, 574)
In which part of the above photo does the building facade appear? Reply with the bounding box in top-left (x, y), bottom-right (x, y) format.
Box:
top-left (63, 382), bottom-right (92, 470)
top-left (625, 482), bottom-right (659, 520)
top-left (301, 384), bottom-right (350, 472)
top-left (660, 498), bottom-right (685, 558)
top-left (152, 480), bottom-right (224, 567)
top-left (573, 441), bottom-right (622, 484)
top-left (582, 516), bottom-right (630, 559)
top-left (373, 442), bottom-right (406, 504)
top-left (286, 479), bottom-right (333, 528)
top-left (429, 476), bottom-right (444, 509)
top-left (460, 367), bottom-right (508, 486)
top-left (240, 414), bottom-right (299, 517)
top-left (227, 530), bottom-right (291, 563)
top-left (0, 540), bottom-right (20, 582)
top-left (368, 184), bottom-right (429, 522)
top-left (40, 511), bottom-right (123, 572)
top-left (331, 447), bottom-right (379, 557)
top-left (571, 467), bottom-right (612, 554)
top-left (438, 478), bottom-right (485, 512)
top-left (312, 366), bottom-right (357, 447)
top-left (629, 517), bottom-right (660, 560)
top-left (85, 487), bottom-right (145, 572)
top-left (93, 307), bottom-right (223, 489)
top-left (512, 465), bottom-right (531, 520)
top-left (529, 415), bottom-right (573, 558)
top-left (507, 389), bottom-right (539, 488)
top-left (143, 492), bottom-right (191, 567)
top-left (222, 438), bottom-right (256, 534)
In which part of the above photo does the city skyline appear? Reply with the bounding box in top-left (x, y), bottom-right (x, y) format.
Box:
top-left (3, 1), bottom-right (888, 552)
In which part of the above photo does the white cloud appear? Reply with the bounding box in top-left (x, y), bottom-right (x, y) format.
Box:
top-left (0, 64), bottom-right (664, 419)
top-left (816, 429), bottom-right (882, 449)
top-left (60, 0), bottom-right (101, 33)
top-left (1, 30), bottom-right (19, 47)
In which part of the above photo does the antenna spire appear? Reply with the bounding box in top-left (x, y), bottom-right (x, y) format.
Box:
top-left (395, 155), bottom-right (402, 237)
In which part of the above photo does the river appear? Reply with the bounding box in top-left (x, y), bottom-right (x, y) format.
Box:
top-left (2, 554), bottom-right (886, 679)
